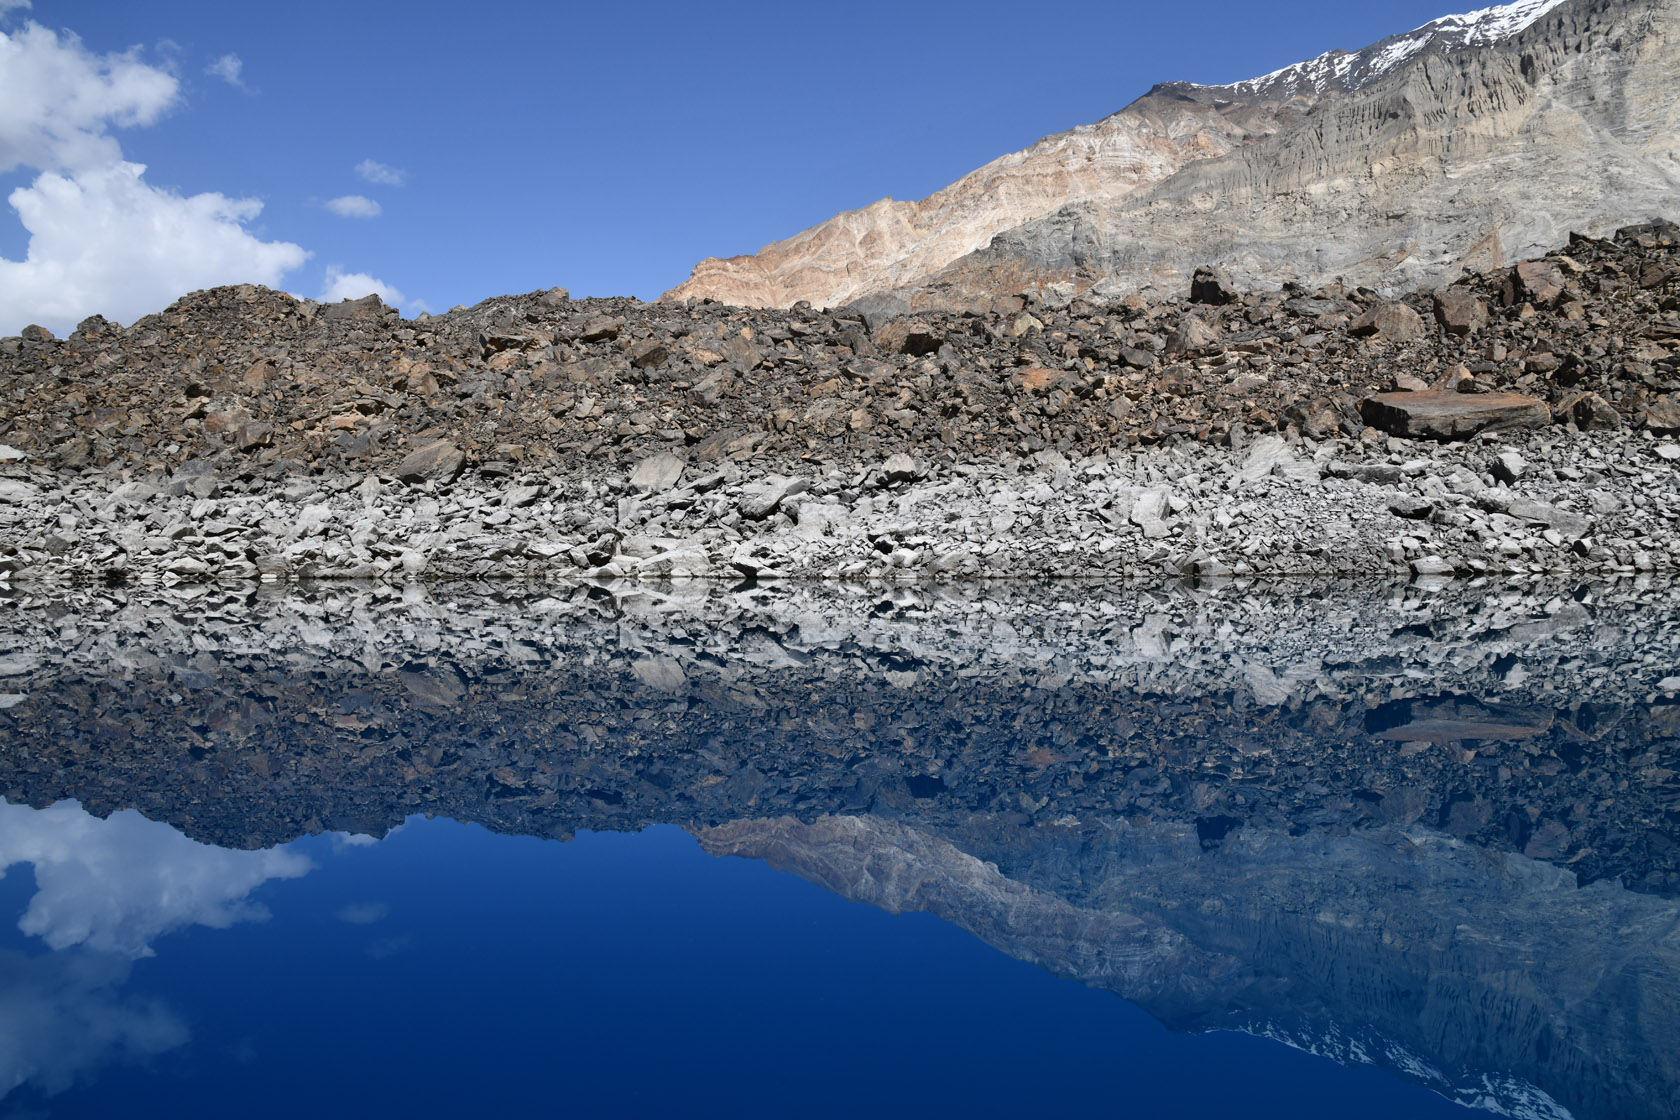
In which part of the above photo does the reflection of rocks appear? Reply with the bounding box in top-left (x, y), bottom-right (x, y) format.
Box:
top-left (0, 577), bottom-right (1676, 1116)
top-left (0, 577), bottom-right (1677, 892)
top-left (699, 812), bottom-right (1680, 1120)
top-left (1366, 697), bottom-right (1554, 743)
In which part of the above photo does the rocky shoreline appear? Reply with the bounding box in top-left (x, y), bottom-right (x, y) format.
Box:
top-left (1, 224), bottom-right (1676, 584)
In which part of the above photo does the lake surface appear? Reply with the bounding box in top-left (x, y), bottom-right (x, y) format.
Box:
top-left (0, 577), bottom-right (1676, 1118)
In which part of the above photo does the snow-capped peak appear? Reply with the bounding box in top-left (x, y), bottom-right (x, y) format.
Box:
top-left (1218, 0), bottom-right (1570, 99)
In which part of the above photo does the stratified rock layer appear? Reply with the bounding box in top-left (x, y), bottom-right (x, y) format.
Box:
top-left (668, 0), bottom-right (1678, 315)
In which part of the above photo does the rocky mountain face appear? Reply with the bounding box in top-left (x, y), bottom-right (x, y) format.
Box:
top-left (2, 577), bottom-right (1677, 1117)
top-left (662, 88), bottom-right (1280, 310)
top-left (665, 0), bottom-right (1678, 315)
top-left (2, 223), bottom-right (1676, 583)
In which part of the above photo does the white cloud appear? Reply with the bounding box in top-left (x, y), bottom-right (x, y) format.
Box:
top-left (319, 265), bottom-right (403, 305)
top-left (0, 22), bottom-right (178, 175)
top-left (0, 799), bottom-right (314, 959)
top-left (0, 949), bottom-right (188, 1101)
top-left (0, 1), bottom-right (33, 16)
top-left (355, 158), bottom-right (406, 187)
top-left (0, 22), bottom-right (309, 335)
top-left (204, 52), bottom-right (245, 90)
top-left (0, 161), bottom-right (309, 335)
top-left (325, 193), bottom-right (380, 218)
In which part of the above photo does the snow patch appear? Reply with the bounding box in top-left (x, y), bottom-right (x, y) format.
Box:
top-left (1219, 0), bottom-right (1569, 98)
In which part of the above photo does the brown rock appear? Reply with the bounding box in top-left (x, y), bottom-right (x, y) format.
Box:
top-left (630, 341), bottom-right (669, 369)
top-left (1565, 391), bottom-right (1622, 430)
top-left (322, 294), bottom-right (389, 320)
top-left (395, 440), bottom-right (467, 484)
top-left (872, 317), bottom-right (943, 357)
top-left (1350, 301), bottom-right (1424, 341)
top-left (1165, 313), bottom-right (1220, 358)
top-left (1432, 288), bottom-right (1488, 336)
top-left (1013, 367), bottom-right (1080, 395)
top-left (1640, 394), bottom-right (1680, 434)
top-left (1189, 265), bottom-right (1235, 305)
top-left (1502, 260), bottom-right (1566, 308)
top-left (577, 317), bottom-right (622, 343)
top-left (1359, 391), bottom-right (1550, 441)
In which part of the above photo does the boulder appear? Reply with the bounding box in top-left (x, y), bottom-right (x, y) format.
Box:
top-left (739, 475), bottom-right (809, 520)
top-left (577, 316), bottom-right (622, 342)
top-left (1350, 301), bottom-right (1425, 341)
top-left (1490, 450), bottom-right (1527, 484)
top-left (322, 294), bottom-right (390, 321)
top-left (395, 440), bottom-right (467, 485)
top-left (882, 453), bottom-right (918, 484)
top-left (629, 451), bottom-right (685, 493)
top-left (1502, 260), bottom-right (1566, 308)
top-left (1641, 394), bottom-right (1680, 434)
top-left (1189, 265), bottom-right (1235, 305)
top-left (1359, 391), bottom-right (1550, 441)
top-left (630, 340), bottom-right (669, 369)
top-left (873, 317), bottom-right (943, 357)
top-left (1165, 313), bottom-right (1220, 358)
top-left (1563, 391), bottom-right (1621, 430)
top-left (1432, 289), bottom-right (1488, 336)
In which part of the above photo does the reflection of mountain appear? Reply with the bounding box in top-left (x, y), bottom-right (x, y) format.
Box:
top-left (702, 813), bottom-right (1679, 1120)
top-left (0, 578), bottom-right (1677, 1116)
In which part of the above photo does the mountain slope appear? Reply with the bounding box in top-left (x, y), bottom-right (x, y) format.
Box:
top-left (897, 0), bottom-right (1678, 314)
top-left (664, 0), bottom-right (1676, 313)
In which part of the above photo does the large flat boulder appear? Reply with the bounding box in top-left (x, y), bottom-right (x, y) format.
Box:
top-left (1359, 391), bottom-right (1550, 441)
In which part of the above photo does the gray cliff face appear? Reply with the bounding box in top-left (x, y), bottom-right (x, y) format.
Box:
top-left (669, 0), bottom-right (1677, 319)
top-left (902, 0), bottom-right (1679, 313)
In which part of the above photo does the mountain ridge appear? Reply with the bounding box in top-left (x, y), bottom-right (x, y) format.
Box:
top-left (663, 0), bottom-right (1676, 314)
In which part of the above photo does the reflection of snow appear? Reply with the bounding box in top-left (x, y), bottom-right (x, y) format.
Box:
top-left (0, 799), bottom-right (313, 959)
top-left (1234, 1018), bottom-right (1574, 1120)
top-left (0, 948), bottom-right (187, 1099)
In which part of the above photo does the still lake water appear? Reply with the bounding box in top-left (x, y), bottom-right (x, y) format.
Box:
top-left (0, 577), bottom-right (1675, 1118)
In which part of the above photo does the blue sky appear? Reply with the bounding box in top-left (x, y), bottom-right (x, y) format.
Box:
top-left (2, 0), bottom-right (1464, 333)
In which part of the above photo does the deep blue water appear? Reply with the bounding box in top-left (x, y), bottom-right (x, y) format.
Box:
top-left (0, 816), bottom-right (1471, 1119)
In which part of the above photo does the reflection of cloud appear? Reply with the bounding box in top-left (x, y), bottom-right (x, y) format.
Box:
top-left (335, 902), bottom-right (388, 925)
top-left (0, 800), bottom-right (312, 959)
top-left (0, 948), bottom-right (187, 1100)
top-left (366, 935), bottom-right (411, 960)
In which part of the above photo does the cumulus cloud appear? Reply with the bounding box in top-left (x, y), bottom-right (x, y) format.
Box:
top-left (324, 193), bottom-right (380, 218)
top-left (0, 799), bottom-right (314, 959)
top-left (0, 22), bottom-right (177, 175)
top-left (0, 1), bottom-right (33, 17)
top-left (0, 161), bottom-right (309, 335)
top-left (355, 158), bottom-right (406, 187)
top-left (204, 52), bottom-right (245, 90)
top-left (0, 949), bottom-right (187, 1102)
top-left (319, 265), bottom-right (403, 306)
top-left (0, 22), bottom-right (311, 335)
